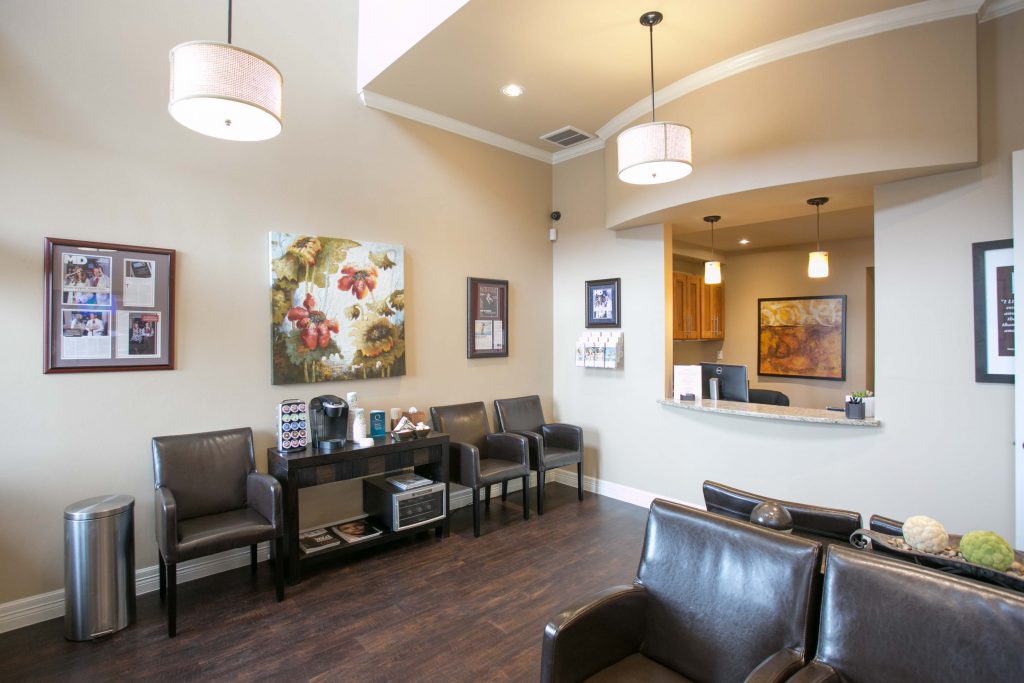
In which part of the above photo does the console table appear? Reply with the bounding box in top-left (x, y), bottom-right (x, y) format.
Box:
top-left (268, 432), bottom-right (450, 583)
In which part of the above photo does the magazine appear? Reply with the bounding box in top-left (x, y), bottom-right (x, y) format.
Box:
top-left (386, 473), bottom-right (433, 490)
top-left (298, 528), bottom-right (341, 555)
top-left (331, 520), bottom-right (383, 544)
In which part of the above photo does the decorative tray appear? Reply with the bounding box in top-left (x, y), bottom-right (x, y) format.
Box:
top-left (850, 528), bottom-right (1024, 593)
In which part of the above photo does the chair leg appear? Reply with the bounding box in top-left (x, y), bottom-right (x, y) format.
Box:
top-left (522, 475), bottom-right (530, 520)
top-left (158, 551), bottom-right (166, 601)
top-left (577, 461), bottom-right (584, 501)
top-left (501, 480), bottom-right (508, 501)
top-left (274, 537), bottom-right (285, 602)
top-left (250, 544), bottom-right (258, 575)
top-left (484, 484), bottom-right (491, 510)
top-left (537, 469), bottom-right (546, 516)
top-left (472, 487), bottom-right (481, 537)
top-left (167, 562), bottom-right (177, 638)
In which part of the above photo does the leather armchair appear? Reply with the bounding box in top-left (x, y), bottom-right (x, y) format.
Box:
top-left (430, 402), bottom-right (529, 537)
top-left (494, 395), bottom-right (583, 514)
top-left (152, 427), bottom-right (284, 637)
top-left (789, 546), bottom-right (1024, 682)
top-left (541, 499), bottom-right (822, 683)
top-left (702, 480), bottom-right (862, 543)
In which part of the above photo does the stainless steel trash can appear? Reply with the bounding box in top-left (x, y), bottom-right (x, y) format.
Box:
top-left (64, 494), bottom-right (136, 641)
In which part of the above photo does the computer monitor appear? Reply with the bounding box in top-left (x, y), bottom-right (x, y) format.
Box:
top-left (700, 362), bottom-right (749, 402)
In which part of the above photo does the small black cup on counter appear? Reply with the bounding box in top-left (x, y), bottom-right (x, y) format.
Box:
top-left (845, 399), bottom-right (866, 419)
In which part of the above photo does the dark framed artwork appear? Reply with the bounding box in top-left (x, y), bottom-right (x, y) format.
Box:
top-left (44, 237), bottom-right (175, 373)
top-left (586, 278), bottom-right (621, 328)
top-left (972, 239), bottom-right (1014, 383)
top-left (467, 277), bottom-right (508, 358)
top-left (758, 295), bottom-right (846, 380)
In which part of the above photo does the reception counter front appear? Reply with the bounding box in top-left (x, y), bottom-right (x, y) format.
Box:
top-left (658, 398), bottom-right (880, 427)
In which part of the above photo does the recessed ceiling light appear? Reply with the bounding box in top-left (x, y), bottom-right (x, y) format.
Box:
top-left (739, 239), bottom-right (750, 245)
top-left (500, 83), bottom-right (525, 97)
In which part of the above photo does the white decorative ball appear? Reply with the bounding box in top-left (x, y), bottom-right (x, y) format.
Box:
top-left (902, 515), bottom-right (949, 554)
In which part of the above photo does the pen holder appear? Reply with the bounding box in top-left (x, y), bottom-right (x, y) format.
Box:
top-left (845, 401), bottom-right (865, 419)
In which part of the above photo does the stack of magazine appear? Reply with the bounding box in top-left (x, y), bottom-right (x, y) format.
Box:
top-left (298, 518), bottom-right (384, 554)
top-left (386, 473), bottom-right (433, 490)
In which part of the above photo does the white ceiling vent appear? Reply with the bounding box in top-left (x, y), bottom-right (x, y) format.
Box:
top-left (540, 125), bottom-right (594, 148)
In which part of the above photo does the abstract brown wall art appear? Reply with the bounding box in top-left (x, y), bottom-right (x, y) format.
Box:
top-left (758, 295), bottom-right (846, 380)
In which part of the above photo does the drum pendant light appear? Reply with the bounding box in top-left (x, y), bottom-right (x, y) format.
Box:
top-left (704, 215), bottom-right (722, 284)
top-left (169, 0), bottom-right (283, 141)
top-left (807, 197), bottom-right (829, 278)
top-left (617, 11), bottom-right (693, 185)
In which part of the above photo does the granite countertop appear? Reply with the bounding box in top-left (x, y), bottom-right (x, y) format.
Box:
top-left (658, 398), bottom-right (881, 427)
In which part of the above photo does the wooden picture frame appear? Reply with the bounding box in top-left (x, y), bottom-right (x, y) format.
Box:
top-left (758, 295), bottom-right (846, 381)
top-left (467, 277), bottom-right (508, 358)
top-left (585, 278), bottom-right (621, 328)
top-left (44, 237), bottom-right (175, 373)
top-left (972, 239), bottom-right (1014, 383)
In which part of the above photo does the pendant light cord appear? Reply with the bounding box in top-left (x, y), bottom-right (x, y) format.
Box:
top-left (815, 204), bottom-right (821, 250)
top-left (648, 21), bottom-right (656, 123)
top-left (227, 0), bottom-right (233, 44)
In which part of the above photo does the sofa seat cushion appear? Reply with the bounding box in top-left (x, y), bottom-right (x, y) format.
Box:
top-left (585, 654), bottom-right (692, 683)
top-left (177, 508), bottom-right (275, 562)
top-left (541, 445), bottom-right (581, 469)
top-left (478, 458), bottom-right (527, 486)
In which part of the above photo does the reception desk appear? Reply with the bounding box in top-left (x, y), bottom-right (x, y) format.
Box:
top-left (658, 398), bottom-right (880, 427)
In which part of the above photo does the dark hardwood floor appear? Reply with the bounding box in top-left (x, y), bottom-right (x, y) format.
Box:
top-left (0, 484), bottom-right (649, 682)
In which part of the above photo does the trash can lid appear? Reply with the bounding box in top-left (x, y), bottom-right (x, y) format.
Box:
top-left (64, 494), bottom-right (135, 521)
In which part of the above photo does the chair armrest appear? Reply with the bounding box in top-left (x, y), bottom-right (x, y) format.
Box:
top-left (485, 432), bottom-right (529, 466)
top-left (786, 662), bottom-right (840, 683)
top-left (540, 584), bottom-right (648, 683)
top-left (450, 441), bottom-right (482, 488)
top-left (507, 429), bottom-right (543, 468)
top-left (745, 648), bottom-right (805, 683)
top-left (541, 423), bottom-right (583, 451)
top-left (154, 486), bottom-right (178, 562)
top-left (247, 472), bottom-right (283, 534)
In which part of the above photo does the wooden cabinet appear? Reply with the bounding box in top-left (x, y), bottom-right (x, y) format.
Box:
top-left (700, 280), bottom-right (724, 340)
top-left (673, 272), bottom-right (701, 340)
top-left (673, 272), bottom-right (725, 341)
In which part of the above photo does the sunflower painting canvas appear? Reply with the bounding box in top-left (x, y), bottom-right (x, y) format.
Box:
top-left (270, 233), bottom-right (405, 385)
top-left (758, 295), bottom-right (846, 381)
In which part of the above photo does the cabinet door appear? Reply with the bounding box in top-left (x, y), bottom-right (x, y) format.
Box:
top-left (700, 279), bottom-right (725, 340)
top-left (672, 273), bottom-right (686, 340)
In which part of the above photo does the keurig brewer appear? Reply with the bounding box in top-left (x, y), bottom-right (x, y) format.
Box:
top-left (309, 395), bottom-right (349, 452)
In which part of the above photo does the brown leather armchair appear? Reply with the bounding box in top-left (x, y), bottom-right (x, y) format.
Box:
top-left (789, 546), bottom-right (1024, 682)
top-left (493, 395), bottom-right (583, 515)
top-left (152, 427), bottom-right (283, 637)
top-left (430, 402), bottom-right (529, 537)
top-left (541, 499), bottom-right (823, 683)
top-left (702, 480), bottom-right (862, 543)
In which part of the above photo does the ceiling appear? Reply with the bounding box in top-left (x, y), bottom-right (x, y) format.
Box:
top-left (360, 0), bottom-right (996, 248)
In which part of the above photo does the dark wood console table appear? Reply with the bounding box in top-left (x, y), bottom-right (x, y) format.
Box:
top-left (268, 432), bottom-right (450, 583)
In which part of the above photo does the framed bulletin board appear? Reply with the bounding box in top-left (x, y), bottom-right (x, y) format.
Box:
top-left (467, 277), bottom-right (508, 358)
top-left (44, 237), bottom-right (175, 373)
top-left (972, 239), bottom-right (1014, 383)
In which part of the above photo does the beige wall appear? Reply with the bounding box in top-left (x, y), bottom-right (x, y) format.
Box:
top-left (553, 13), bottom-right (1019, 541)
top-left (605, 17), bottom-right (978, 229)
top-left (674, 237), bottom-right (874, 409)
top-left (0, 1), bottom-right (552, 604)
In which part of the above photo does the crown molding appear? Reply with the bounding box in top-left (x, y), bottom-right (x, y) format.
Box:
top-left (598, 0), bottom-right (985, 140)
top-left (551, 137), bottom-right (607, 164)
top-left (359, 90), bottom-right (554, 164)
top-left (980, 0), bottom-right (1024, 20)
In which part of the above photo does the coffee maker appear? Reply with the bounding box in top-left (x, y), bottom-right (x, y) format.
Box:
top-left (309, 395), bottom-right (349, 452)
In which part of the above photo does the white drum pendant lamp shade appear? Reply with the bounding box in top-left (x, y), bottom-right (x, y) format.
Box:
top-left (169, 41), bottom-right (282, 141)
top-left (617, 122), bottom-right (693, 184)
top-left (808, 251), bottom-right (829, 278)
top-left (704, 260), bottom-right (722, 284)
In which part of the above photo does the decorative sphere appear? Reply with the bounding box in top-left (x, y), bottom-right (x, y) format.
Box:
top-left (750, 501), bottom-right (794, 533)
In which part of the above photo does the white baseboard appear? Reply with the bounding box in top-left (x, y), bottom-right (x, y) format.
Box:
top-left (0, 471), bottom-right (695, 634)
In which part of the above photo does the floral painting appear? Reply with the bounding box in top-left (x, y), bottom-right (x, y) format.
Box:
top-left (758, 295), bottom-right (846, 381)
top-left (270, 233), bottom-right (405, 385)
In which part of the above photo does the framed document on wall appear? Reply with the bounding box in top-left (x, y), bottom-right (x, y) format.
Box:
top-left (44, 237), bottom-right (175, 373)
top-left (467, 277), bottom-right (508, 358)
top-left (973, 239), bottom-right (1014, 383)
